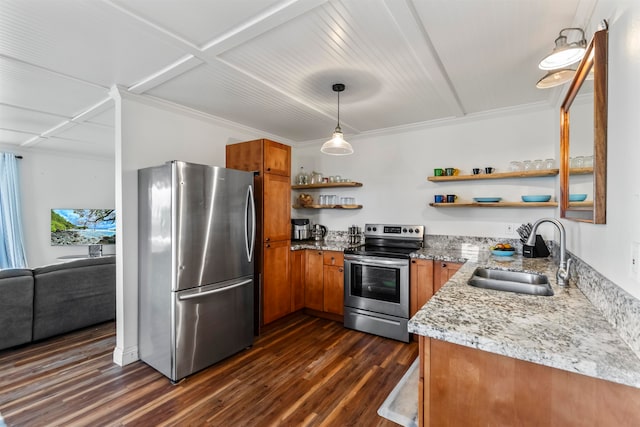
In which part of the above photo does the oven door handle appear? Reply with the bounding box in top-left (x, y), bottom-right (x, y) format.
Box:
top-left (344, 256), bottom-right (408, 268)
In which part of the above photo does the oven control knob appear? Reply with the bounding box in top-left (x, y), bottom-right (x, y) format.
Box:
top-left (367, 226), bottom-right (372, 231)
top-left (414, 228), bottom-right (420, 234)
top-left (403, 228), bottom-right (407, 233)
top-left (408, 228), bottom-right (413, 233)
top-left (372, 227), bottom-right (377, 231)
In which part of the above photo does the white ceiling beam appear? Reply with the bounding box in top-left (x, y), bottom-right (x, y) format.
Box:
top-left (19, 97), bottom-right (113, 147)
top-left (101, 0), bottom-right (327, 96)
top-left (127, 55), bottom-right (204, 94)
top-left (199, 0), bottom-right (328, 57)
top-left (383, 0), bottom-right (465, 117)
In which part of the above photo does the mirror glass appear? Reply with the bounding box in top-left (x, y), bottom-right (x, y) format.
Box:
top-left (560, 28), bottom-right (607, 223)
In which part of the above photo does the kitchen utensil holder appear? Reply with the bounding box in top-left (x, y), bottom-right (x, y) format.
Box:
top-left (523, 234), bottom-right (550, 258)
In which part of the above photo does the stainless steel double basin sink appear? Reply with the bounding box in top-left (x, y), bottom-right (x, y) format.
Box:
top-left (468, 267), bottom-right (554, 296)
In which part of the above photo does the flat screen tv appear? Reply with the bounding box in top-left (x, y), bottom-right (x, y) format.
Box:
top-left (51, 209), bottom-right (116, 246)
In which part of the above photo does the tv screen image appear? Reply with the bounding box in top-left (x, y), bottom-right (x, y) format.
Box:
top-left (51, 209), bottom-right (116, 246)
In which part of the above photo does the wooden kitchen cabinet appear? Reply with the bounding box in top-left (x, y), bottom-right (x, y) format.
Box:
top-left (226, 138), bottom-right (292, 330)
top-left (263, 173), bottom-right (291, 242)
top-left (290, 249), bottom-right (305, 312)
top-left (262, 241), bottom-right (291, 325)
top-left (410, 259), bottom-right (459, 317)
top-left (410, 259), bottom-right (434, 318)
top-left (304, 250), bottom-right (345, 319)
top-left (418, 337), bottom-right (640, 426)
top-left (323, 251), bottom-right (344, 315)
top-left (433, 261), bottom-right (462, 293)
top-left (226, 138), bottom-right (290, 177)
top-left (305, 250), bottom-right (324, 312)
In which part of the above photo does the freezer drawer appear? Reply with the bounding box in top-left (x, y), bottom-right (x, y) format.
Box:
top-left (173, 276), bottom-right (254, 381)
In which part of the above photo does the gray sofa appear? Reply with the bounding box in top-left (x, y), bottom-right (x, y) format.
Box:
top-left (0, 256), bottom-right (115, 351)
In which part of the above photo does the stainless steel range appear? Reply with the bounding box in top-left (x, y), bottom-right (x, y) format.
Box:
top-left (343, 224), bottom-right (424, 343)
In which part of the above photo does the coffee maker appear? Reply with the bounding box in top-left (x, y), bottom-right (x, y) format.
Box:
top-left (291, 218), bottom-right (311, 240)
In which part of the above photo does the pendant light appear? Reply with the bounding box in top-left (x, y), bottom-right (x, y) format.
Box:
top-left (321, 83), bottom-right (353, 156)
top-left (538, 28), bottom-right (587, 70)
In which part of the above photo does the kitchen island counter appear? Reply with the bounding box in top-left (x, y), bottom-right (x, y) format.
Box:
top-left (408, 250), bottom-right (640, 389)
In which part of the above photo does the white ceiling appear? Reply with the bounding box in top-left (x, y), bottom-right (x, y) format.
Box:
top-left (0, 0), bottom-right (596, 158)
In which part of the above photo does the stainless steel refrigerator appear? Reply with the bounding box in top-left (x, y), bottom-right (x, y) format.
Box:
top-left (138, 161), bottom-right (256, 382)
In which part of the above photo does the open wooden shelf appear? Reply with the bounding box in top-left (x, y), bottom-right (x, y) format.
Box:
top-left (569, 167), bottom-right (594, 175)
top-left (429, 201), bottom-right (558, 208)
top-left (568, 201), bottom-right (593, 208)
top-left (427, 169), bottom-right (558, 182)
top-left (292, 182), bottom-right (363, 190)
top-left (293, 204), bottom-right (362, 210)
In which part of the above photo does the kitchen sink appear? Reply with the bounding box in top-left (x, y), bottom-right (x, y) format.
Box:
top-left (468, 267), bottom-right (553, 296)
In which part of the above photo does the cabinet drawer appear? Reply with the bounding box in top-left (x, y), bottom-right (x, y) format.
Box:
top-left (323, 251), bottom-right (343, 267)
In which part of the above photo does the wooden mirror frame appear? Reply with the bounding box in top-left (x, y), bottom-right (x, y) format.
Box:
top-left (560, 28), bottom-right (608, 223)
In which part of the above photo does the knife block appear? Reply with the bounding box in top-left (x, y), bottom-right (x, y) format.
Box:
top-left (523, 234), bottom-right (550, 258)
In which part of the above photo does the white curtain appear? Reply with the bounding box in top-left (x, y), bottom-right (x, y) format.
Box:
top-left (0, 153), bottom-right (27, 269)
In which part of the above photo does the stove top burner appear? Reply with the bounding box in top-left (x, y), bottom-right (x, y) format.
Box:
top-left (345, 223), bottom-right (425, 259)
top-left (344, 245), bottom-right (416, 259)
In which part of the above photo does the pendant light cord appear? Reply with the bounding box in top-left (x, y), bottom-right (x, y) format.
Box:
top-left (336, 90), bottom-right (341, 131)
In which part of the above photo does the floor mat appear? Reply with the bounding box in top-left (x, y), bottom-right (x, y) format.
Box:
top-left (377, 358), bottom-right (418, 427)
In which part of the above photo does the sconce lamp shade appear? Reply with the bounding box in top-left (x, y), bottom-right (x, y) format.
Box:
top-left (536, 68), bottom-right (576, 89)
top-left (321, 83), bottom-right (353, 156)
top-left (539, 28), bottom-right (587, 70)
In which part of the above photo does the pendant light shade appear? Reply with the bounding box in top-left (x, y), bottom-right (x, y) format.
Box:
top-left (321, 83), bottom-right (353, 156)
top-left (538, 28), bottom-right (587, 70)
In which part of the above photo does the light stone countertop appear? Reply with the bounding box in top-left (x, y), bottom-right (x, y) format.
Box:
top-left (408, 248), bottom-right (640, 388)
top-left (290, 240), bottom-right (361, 252)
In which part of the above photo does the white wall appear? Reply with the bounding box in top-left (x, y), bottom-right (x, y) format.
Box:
top-left (293, 106), bottom-right (560, 240)
top-left (561, 0), bottom-right (640, 298)
top-left (112, 89), bottom-right (269, 365)
top-left (0, 146), bottom-right (115, 268)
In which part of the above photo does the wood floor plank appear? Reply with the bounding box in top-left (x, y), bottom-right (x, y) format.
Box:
top-left (0, 313), bottom-right (417, 426)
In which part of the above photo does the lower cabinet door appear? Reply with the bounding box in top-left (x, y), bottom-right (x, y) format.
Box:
top-left (290, 249), bottom-right (305, 312)
top-left (305, 250), bottom-right (324, 311)
top-left (323, 264), bottom-right (344, 315)
top-left (263, 240), bottom-right (291, 324)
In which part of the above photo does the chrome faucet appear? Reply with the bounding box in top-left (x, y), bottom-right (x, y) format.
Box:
top-left (526, 218), bottom-right (573, 286)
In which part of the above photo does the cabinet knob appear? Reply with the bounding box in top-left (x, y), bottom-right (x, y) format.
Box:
top-left (267, 167), bottom-right (271, 171)
top-left (318, 251), bottom-right (322, 256)
top-left (331, 256), bottom-right (335, 263)
top-left (339, 268), bottom-right (343, 273)
top-left (266, 244), bottom-right (271, 248)
top-left (411, 260), bottom-right (416, 264)
top-left (266, 237), bottom-right (270, 242)
top-left (441, 262), bottom-right (447, 268)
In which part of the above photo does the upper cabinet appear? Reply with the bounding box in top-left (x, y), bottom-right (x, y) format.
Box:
top-left (560, 28), bottom-right (608, 224)
top-left (226, 138), bottom-right (291, 177)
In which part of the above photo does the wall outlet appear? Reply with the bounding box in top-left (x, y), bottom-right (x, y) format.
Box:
top-left (632, 242), bottom-right (640, 279)
top-left (505, 223), bottom-right (519, 236)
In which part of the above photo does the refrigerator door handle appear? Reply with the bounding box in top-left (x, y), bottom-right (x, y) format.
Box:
top-left (245, 184), bottom-right (256, 262)
top-left (177, 279), bottom-right (253, 301)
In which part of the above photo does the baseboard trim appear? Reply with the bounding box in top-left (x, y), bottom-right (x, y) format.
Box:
top-left (113, 345), bottom-right (139, 366)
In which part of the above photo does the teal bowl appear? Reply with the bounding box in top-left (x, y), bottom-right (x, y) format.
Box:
top-left (491, 249), bottom-right (515, 257)
top-left (521, 195), bottom-right (552, 202)
top-left (569, 193), bottom-right (587, 202)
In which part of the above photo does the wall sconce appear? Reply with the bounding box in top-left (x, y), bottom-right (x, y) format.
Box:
top-left (536, 68), bottom-right (576, 89)
top-left (536, 27), bottom-right (586, 89)
top-left (321, 83), bottom-right (353, 156)
top-left (539, 28), bottom-right (587, 70)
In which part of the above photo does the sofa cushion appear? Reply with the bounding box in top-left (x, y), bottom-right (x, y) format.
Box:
top-left (33, 256), bottom-right (115, 341)
top-left (0, 269), bottom-right (34, 350)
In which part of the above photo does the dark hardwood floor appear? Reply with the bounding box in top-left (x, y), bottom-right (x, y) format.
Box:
top-left (0, 313), bottom-right (417, 426)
